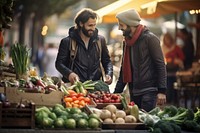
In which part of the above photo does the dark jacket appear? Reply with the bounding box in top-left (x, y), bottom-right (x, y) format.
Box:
top-left (55, 27), bottom-right (113, 83)
top-left (114, 27), bottom-right (167, 97)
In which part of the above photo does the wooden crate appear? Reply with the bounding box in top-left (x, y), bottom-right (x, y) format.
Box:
top-left (0, 102), bottom-right (35, 128)
top-left (96, 103), bottom-right (123, 109)
top-left (5, 87), bottom-right (64, 107)
top-left (102, 123), bottom-right (145, 130)
top-left (0, 87), bottom-right (5, 93)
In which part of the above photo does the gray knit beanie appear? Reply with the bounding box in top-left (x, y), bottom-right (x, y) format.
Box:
top-left (116, 8), bottom-right (141, 27)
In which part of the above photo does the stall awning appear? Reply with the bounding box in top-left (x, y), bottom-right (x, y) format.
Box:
top-left (96, 0), bottom-right (200, 23)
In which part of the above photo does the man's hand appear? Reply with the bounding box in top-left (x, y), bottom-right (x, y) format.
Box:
top-left (104, 75), bottom-right (112, 85)
top-left (157, 93), bottom-right (166, 105)
top-left (68, 72), bottom-right (79, 84)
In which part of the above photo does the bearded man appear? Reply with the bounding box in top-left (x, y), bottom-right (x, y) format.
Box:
top-left (56, 8), bottom-right (113, 85)
top-left (114, 9), bottom-right (167, 112)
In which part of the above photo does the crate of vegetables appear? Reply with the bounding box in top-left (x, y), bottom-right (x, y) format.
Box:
top-left (0, 101), bottom-right (35, 128)
top-left (63, 90), bottom-right (96, 108)
top-left (5, 87), bottom-right (64, 107)
top-left (87, 91), bottom-right (123, 109)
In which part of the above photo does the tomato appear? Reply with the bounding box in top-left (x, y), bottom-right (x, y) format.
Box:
top-left (111, 94), bottom-right (119, 100)
top-left (73, 103), bottom-right (79, 108)
top-left (68, 90), bottom-right (76, 94)
top-left (84, 97), bottom-right (91, 103)
top-left (105, 93), bottom-right (111, 97)
top-left (103, 97), bottom-right (110, 103)
top-left (99, 99), bottom-right (103, 103)
top-left (71, 96), bottom-right (78, 101)
top-left (110, 99), bottom-right (115, 103)
top-left (115, 99), bottom-right (121, 103)
top-left (68, 90), bottom-right (77, 97)
top-left (79, 105), bottom-right (84, 108)
top-left (79, 100), bottom-right (86, 106)
top-left (64, 97), bottom-right (73, 102)
top-left (95, 99), bottom-right (100, 103)
top-left (78, 96), bottom-right (84, 101)
top-left (78, 93), bottom-right (84, 97)
top-left (73, 100), bottom-right (79, 104)
top-left (65, 102), bottom-right (72, 108)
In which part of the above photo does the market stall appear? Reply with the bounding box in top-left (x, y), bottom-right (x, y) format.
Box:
top-left (175, 62), bottom-right (200, 108)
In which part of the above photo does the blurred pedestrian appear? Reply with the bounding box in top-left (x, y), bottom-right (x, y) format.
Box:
top-left (33, 44), bottom-right (45, 76)
top-left (161, 32), bottom-right (184, 104)
top-left (43, 43), bottom-right (60, 77)
top-left (177, 28), bottom-right (195, 70)
top-left (113, 8), bottom-right (167, 112)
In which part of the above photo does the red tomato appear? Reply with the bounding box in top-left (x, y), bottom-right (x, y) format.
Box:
top-left (115, 99), bottom-right (121, 103)
top-left (71, 96), bottom-right (78, 101)
top-left (84, 97), bottom-right (91, 103)
top-left (78, 96), bottom-right (84, 101)
top-left (78, 93), bottom-right (84, 97)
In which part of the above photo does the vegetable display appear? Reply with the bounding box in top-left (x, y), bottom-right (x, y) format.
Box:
top-left (10, 43), bottom-right (30, 79)
top-left (35, 104), bottom-right (100, 129)
top-left (142, 105), bottom-right (200, 133)
top-left (63, 90), bottom-right (91, 108)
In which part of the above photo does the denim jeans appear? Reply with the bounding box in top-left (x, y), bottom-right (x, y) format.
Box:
top-left (132, 91), bottom-right (157, 112)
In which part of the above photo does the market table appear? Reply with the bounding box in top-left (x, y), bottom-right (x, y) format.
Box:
top-left (175, 71), bottom-right (200, 108)
top-left (0, 129), bottom-right (198, 133)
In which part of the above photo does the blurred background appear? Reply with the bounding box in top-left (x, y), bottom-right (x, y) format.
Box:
top-left (1, 0), bottom-right (200, 83)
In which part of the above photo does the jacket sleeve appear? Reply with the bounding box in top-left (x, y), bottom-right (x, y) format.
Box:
top-left (147, 33), bottom-right (167, 94)
top-left (55, 37), bottom-right (73, 79)
top-left (114, 65), bottom-right (127, 93)
top-left (100, 36), bottom-right (113, 78)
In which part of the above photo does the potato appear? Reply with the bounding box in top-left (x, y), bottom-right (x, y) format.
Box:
top-left (115, 118), bottom-right (125, 124)
top-left (100, 109), bottom-right (111, 120)
top-left (104, 118), bottom-right (114, 124)
top-left (125, 115), bottom-right (137, 123)
top-left (104, 104), bottom-right (117, 114)
top-left (116, 110), bottom-right (126, 118)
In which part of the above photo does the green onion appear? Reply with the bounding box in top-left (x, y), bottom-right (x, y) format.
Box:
top-left (10, 42), bottom-right (30, 79)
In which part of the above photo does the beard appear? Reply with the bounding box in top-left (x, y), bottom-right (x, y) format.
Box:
top-left (122, 26), bottom-right (131, 37)
top-left (81, 26), bottom-right (94, 37)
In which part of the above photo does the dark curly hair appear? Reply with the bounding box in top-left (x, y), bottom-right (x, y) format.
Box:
top-left (74, 8), bottom-right (98, 29)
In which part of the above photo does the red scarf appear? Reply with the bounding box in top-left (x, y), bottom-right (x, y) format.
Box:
top-left (123, 24), bottom-right (144, 83)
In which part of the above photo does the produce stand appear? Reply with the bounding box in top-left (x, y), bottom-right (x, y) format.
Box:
top-left (175, 71), bottom-right (200, 108)
top-left (5, 87), bottom-right (64, 106)
top-left (0, 102), bottom-right (35, 129)
top-left (0, 129), bottom-right (197, 133)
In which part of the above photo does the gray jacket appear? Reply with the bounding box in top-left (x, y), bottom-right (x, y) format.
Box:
top-left (114, 27), bottom-right (167, 96)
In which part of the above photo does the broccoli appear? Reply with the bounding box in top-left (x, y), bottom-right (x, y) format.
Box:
top-left (149, 107), bottom-right (161, 115)
top-left (194, 124), bottom-right (200, 132)
top-left (194, 107), bottom-right (200, 124)
top-left (89, 80), bottom-right (109, 93)
top-left (153, 120), bottom-right (178, 133)
top-left (164, 108), bottom-right (194, 125)
top-left (182, 120), bottom-right (198, 131)
top-left (176, 107), bottom-right (187, 115)
top-left (157, 105), bottom-right (178, 118)
top-left (151, 128), bottom-right (162, 133)
top-left (169, 121), bottom-right (181, 133)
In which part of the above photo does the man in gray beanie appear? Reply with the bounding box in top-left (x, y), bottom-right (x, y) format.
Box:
top-left (114, 8), bottom-right (167, 112)
top-left (116, 8), bottom-right (141, 27)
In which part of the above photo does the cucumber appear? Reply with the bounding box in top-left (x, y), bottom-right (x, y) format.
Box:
top-left (130, 105), bottom-right (139, 121)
